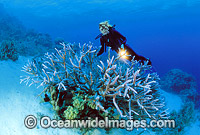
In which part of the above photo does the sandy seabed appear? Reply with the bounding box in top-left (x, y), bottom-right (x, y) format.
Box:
top-left (0, 56), bottom-right (199, 135)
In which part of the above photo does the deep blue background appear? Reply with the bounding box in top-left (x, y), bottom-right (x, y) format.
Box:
top-left (2, 0), bottom-right (200, 88)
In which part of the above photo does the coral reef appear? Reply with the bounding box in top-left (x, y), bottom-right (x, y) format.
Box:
top-left (170, 101), bottom-right (195, 134)
top-left (17, 30), bottom-right (54, 56)
top-left (160, 69), bottom-right (197, 94)
top-left (20, 42), bottom-right (168, 124)
top-left (54, 37), bottom-right (67, 46)
top-left (0, 40), bottom-right (19, 61)
top-left (0, 4), bottom-right (54, 57)
top-left (154, 101), bottom-right (196, 135)
top-left (160, 69), bottom-right (199, 107)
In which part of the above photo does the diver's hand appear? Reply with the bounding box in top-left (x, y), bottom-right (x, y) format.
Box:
top-left (97, 51), bottom-right (103, 56)
top-left (122, 39), bottom-right (127, 45)
top-left (97, 52), bottom-right (100, 56)
top-left (122, 41), bottom-right (126, 45)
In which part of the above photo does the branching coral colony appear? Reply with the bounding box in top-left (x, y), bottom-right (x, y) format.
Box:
top-left (20, 42), bottom-right (168, 122)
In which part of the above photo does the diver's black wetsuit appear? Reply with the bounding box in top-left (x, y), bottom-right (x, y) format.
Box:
top-left (96, 27), bottom-right (151, 65)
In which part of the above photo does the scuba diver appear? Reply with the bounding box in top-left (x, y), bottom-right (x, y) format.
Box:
top-left (95, 21), bottom-right (151, 65)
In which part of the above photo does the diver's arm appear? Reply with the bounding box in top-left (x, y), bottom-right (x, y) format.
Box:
top-left (97, 38), bottom-right (105, 56)
top-left (95, 33), bottom-right (103, 40)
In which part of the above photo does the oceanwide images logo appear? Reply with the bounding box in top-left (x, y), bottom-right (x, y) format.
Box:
top-left (24, 115), bottom-right (175, 130)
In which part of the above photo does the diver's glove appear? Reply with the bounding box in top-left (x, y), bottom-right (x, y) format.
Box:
top-left (97, 52), bottom-right (101, 56)
top-left (96, 50), bottom-right (100, 56)
top-left (122, 39), bottom-right (127, 45)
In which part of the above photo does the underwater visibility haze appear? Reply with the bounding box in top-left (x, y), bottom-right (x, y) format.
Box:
top-left (0, 0), bottom-right (200, 135)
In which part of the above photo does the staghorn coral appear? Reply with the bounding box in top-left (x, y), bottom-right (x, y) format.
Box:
top-left (20, 42), bottom-right (168, 121)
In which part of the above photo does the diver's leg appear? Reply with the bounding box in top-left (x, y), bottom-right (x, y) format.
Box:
top-left (124, 44), bottom-right (151, 65)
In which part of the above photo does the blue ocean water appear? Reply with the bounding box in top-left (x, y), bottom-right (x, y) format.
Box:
top-left (0, 0), bottom-right (200, 134)
top-left (3, 0), bottom-right (200, 88)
